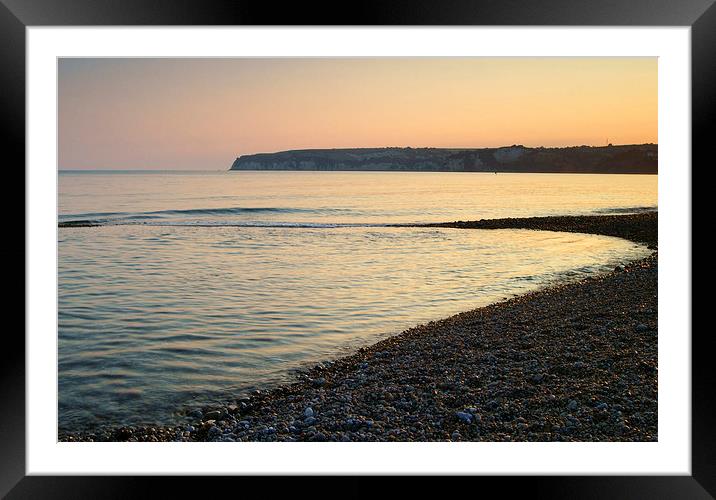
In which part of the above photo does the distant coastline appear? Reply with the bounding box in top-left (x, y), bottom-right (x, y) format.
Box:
top-left (230, 144), bottom-right (658, 174)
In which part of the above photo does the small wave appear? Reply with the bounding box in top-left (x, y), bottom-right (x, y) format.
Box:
top-left (60, 206), bottom-right (349, 219)
top-left (151, 206), bottom-right (352, 217)
top-left (59, 206), bottom-right (357, 227)
top-left (59, 219), bottom-right (106, 228)
top-left (60, 220), bottom-right (393, 229)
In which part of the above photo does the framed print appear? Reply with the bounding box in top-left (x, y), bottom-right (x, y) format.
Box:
top-left (5, 0), bottom-right (711, 497)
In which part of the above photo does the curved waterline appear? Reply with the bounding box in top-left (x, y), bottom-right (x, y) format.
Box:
top-left (60, 212), bottom-right (656, 430)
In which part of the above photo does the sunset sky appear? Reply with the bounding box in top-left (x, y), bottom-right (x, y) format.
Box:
top-left (58, 57), bottom-right (657, 170)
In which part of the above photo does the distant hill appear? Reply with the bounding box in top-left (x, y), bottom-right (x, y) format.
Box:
top-left (229, 144), bottom-right (657, 174)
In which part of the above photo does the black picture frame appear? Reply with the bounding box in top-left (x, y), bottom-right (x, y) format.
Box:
top-left (4, 0), bottom-right (709, 497)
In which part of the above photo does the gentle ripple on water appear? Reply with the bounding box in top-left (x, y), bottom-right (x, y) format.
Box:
top-left (58, 223), bottom-right (651, 430)
top-left (59, 171), bottom-right (657, 225)
top-left (58, 171), bottom-right (657, 430)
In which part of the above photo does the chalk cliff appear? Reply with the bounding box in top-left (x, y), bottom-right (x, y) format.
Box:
top-left (230, 144), bottom-right (657, 174)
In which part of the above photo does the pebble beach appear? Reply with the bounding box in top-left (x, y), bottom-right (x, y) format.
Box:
top-left (60, 212), bottom-right (658, 442)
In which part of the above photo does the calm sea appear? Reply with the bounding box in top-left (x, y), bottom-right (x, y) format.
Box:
top-left (58, 171), bottom-right (656, 431)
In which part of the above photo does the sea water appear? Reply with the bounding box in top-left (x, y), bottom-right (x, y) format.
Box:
top-left (58, 171), bottom-right (656, 430)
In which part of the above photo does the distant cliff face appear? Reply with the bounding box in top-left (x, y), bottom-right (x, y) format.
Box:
top-left (230, 144), bottom-right (658, 174)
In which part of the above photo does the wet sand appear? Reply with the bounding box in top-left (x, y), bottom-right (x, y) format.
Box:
top-left (60, 212), bottom-right (657, 442)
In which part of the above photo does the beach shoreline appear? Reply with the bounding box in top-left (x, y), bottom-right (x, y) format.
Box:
top-left (59, 212), bottom-right (657, 442)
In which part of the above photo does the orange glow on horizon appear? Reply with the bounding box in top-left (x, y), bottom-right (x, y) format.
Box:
top-left (59, 57), bottom-right (657, 170)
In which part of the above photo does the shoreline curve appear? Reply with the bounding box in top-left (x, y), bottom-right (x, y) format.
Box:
top-left (60, 212), bottom-right (658, 442)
